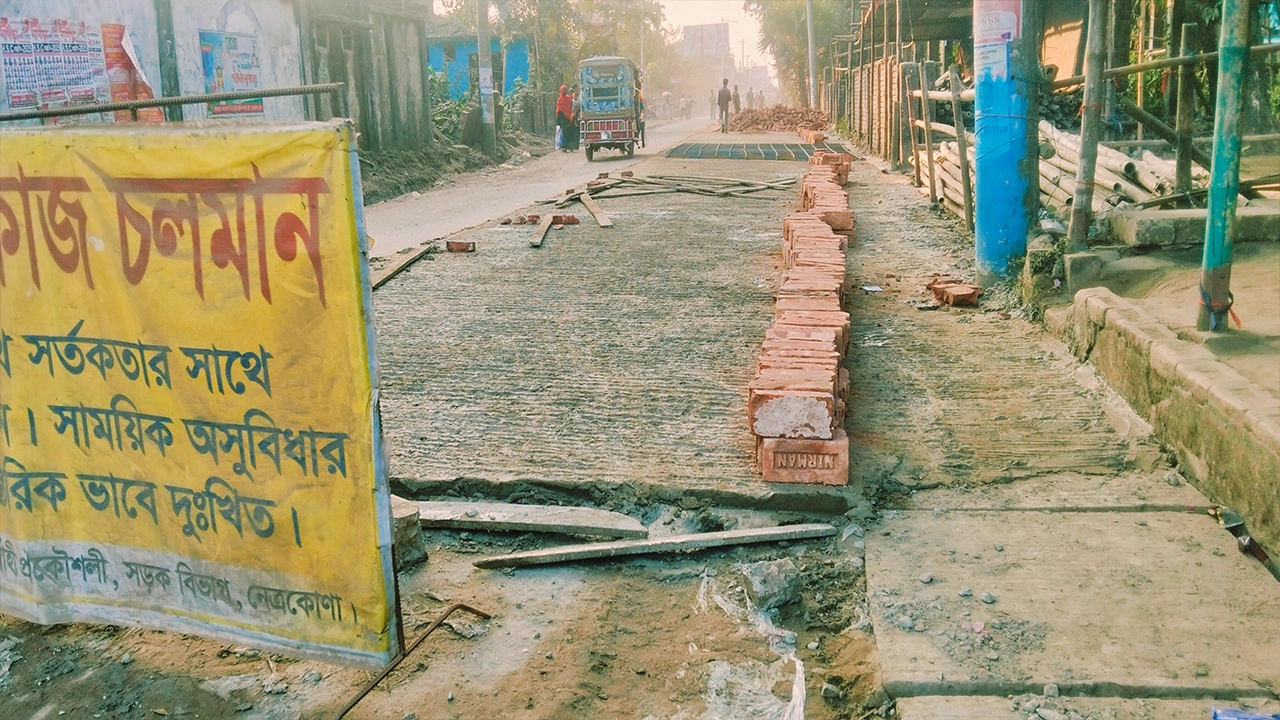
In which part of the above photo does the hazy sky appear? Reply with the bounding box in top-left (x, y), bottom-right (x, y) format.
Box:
top-left (434, 1), bottom-right (772, 72)
top-left (659, 0), bottom-right (770, 70)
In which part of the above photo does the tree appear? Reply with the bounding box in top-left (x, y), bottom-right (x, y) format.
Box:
top-left (744, 0), bottom-right (848, 106)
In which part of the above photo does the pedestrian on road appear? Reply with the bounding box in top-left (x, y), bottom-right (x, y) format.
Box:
top-left (757, 89), bottom-right (765, 110)
top-left (732, 85), bottom-right (741, 116)
top-left (717, 79), bottom-right (732, 133)
top-left (565, 87), bottom-right (581, 151)
top-left (555, 85), bottom-right (573, 152)
top-left (746, 87), bottom-right (755, 111)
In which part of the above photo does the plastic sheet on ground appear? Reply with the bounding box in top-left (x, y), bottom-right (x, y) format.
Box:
top-left (690, 572), bottom-right (806, 720)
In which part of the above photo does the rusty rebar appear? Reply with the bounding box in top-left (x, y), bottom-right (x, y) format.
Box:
top-left (335, 602), bottom-right (492, 719)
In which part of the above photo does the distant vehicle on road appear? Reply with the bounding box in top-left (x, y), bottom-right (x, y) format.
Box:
top-left (578, 56), bottom-right (639, 161)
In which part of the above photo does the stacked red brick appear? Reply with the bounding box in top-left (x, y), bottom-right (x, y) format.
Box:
top-left (750, 151), bottom-right (855, 486)
top-left (796, 122), bottom-right (827, 144)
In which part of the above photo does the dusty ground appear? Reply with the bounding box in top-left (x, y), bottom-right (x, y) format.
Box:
top-left (1, 523), bottom-right (875, 720)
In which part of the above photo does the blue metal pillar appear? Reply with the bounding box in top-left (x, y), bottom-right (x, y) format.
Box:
top-left (972, 0), bottom-right (1036, 284)
top-left (1198, 0), bottom-right (1251, 331)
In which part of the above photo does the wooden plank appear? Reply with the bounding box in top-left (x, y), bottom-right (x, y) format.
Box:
top-left (412, 500), bottom-right (648, 539)
top-left (473, 523), bottom-right (837, 569)
top-left (578, 192), bottom-right (613, 228)
top-left (529, 212), bottom-right (555, 248)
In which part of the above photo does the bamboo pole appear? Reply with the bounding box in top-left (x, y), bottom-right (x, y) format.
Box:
top-left (1051, 42), bottom-right (1280, 90)
top-left (948, 65), bottom-right (973, 233)
top-left (1066, 0), bottom-right (1108, 253)
top-left (903, 63), bottom-right (922, 186)
top-left (919, 63), bottom-right (938, 203)
top-left (1175, 23), bottom-right (1197, 193)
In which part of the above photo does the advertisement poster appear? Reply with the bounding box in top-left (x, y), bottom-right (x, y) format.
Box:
top-left (199, 29), bottom-right (263, 116)
top-left (0, 17), bottom-right (160, 124)
top-left (0, 121), bottom-right (399, 667)
top-left (101, 23), bottom-right (163, 124)
top-left (974, 0), bottom-right (1022, 45)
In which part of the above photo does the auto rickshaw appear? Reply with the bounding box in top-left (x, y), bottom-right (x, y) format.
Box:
top-left (578, 56), bottom-right (640, 161)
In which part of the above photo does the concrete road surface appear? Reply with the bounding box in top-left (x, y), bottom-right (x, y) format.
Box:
top-left (364, 117), bottom-right (713, 258)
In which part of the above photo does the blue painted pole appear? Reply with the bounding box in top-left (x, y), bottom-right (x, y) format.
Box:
top-left (972, 0), bottom-right (1036, 284)
top-left (1198, 0), bottom-right (1251, 331)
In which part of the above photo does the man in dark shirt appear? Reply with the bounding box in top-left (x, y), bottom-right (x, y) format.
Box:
top-left (717, 79), bottom-right (732, 133)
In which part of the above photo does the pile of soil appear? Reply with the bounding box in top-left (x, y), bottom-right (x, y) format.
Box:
top-left (730, 106), bottom-right (829, 132)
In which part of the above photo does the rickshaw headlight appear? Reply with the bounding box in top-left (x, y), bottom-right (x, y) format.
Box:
top-left (602, 131), bottom-right (611, 140)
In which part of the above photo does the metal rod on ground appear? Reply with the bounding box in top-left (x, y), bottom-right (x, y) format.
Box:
top-left (335, 603), bottom-right (492, 719)
top-left (1198, 0), bottom-right (1250, 332)
top-left (948, 65), bottom-right (973, 233)
top-left (1066, 0), bottom-right (1108, 254)
top-left (919, 64), bottom-right (939, 204)
top-left (1175, 23), bottom-right (1198, 194)
top-left (0, 83), bottom-right (344, 122)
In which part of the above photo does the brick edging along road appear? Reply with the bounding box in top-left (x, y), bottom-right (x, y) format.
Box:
top-left (1049, 288), bottom-right (1280, 554)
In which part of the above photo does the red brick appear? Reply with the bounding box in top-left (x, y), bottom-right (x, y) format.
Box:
top-left (757, 430), bottom-right (849, 485)
top-left (446, 240), bottom-right (475, 253)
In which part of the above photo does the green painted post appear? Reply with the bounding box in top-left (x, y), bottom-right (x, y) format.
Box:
top-left (1197, 0), bottom-right (1251, 332)
top-left (152, 0), bottom-right (183, 122)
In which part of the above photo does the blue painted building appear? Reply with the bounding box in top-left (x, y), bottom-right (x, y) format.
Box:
top-left (425, 35), bottom-right (530, 99)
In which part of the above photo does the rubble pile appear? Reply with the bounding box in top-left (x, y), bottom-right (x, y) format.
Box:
top-left (749, 151), bottom-right (855, 486)
top-left (728, 105), bottom-right (828, 133)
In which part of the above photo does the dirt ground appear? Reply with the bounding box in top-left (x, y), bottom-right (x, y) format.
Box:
top-left (1, 522), bottom-right (876, 719)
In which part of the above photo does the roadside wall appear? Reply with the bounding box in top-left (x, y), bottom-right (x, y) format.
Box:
top-left (1055, 289), bottom-right (1280, 552)
top-left (169, 0), bottom-right (306, 122)
top-left (0, 0), bottom-right (161, 114)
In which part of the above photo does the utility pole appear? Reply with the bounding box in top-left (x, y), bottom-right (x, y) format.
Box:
top-left (806, 0), bottom-right (818, 108)
top-left (476, 0), bottom-right (498, 158)
top-left (971, 0), bottom-right (1042, 282)
top-left (1198, 0), bottom-right (1250, 331)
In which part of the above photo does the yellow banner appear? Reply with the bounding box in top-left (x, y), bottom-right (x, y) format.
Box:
top-left (0, 121), bottom-right (398, 667)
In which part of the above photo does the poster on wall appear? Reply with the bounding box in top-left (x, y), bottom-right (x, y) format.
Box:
top-left (102, 23), bottom-right (164, 123)
top-left (0, 16), bottom-right (160, 123)
top-left (199, 29), bottom-right (263, 116)
top-left (0, 121), bottom-right (400, 668)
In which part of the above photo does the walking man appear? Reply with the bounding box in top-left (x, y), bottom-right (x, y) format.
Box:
top-left (732, 84), bottom-right (741, 117)
top-left (746, 86), bottom-right (755, 111)
top-left (717, 79), bottom-right (732, 133)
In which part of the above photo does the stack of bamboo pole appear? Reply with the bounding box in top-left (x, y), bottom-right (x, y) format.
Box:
top-left (909, 119), bottom-right (1210, 220)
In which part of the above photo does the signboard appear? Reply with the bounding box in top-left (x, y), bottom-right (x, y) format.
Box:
top-left (0, 122), bottom-right (399, 668)
top-left (974, 0), bottom-right (1022, 45)
top-left (682, 23), bottom-right (730, 58)
top-left (199, 29), bottom-right (263, 116)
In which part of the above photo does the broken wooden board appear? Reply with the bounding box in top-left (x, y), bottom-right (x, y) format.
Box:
top-left (529, 213), bottom-right (555, 248)
top-left (411, 500), bottom-right (647, 539)
top-left (473, 523), bottom-right (837, 569)
top-left (578, 192), bottom-right (613, 228)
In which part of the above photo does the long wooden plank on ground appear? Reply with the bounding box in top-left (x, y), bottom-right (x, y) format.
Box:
top-left (529, 213), bottom-right (555, 248)
top-left (578, 192), bottom-right (613, 228)
top-left (473, 523), bottom-right (837, 569)
top-left (412, 500), bottom-right (648, 539)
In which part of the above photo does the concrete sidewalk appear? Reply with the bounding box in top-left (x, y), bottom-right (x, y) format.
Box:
top-left (838, 155), bottom-right (1280, 718)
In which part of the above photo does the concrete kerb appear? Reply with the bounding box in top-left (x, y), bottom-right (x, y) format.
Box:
top-left (391, 475), bottom-right (856, 516)
top-left (1058, 288), bottom-right (1280, 553)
